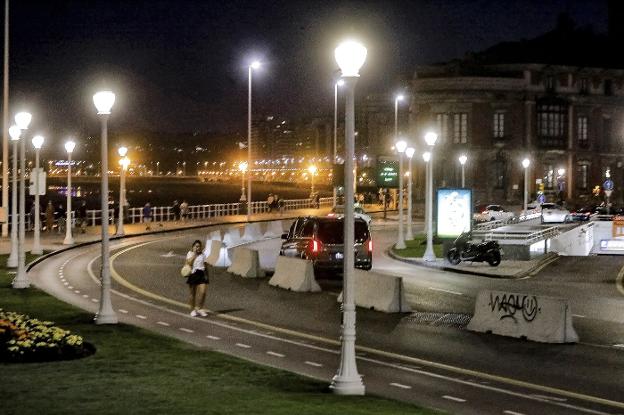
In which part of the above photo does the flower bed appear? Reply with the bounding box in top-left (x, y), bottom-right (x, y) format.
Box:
top-left (0, 309), bottom-right (94, 363)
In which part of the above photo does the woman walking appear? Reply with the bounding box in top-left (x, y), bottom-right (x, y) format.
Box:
top-left (185, 240), bottom-right (209, 317)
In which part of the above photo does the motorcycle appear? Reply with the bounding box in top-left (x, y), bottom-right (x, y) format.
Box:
top-left (446, 231), bottom-right (502, 267)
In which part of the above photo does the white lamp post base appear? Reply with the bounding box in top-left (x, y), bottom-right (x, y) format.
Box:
top-left (406, 228), bottom-right (414, 241)
top-left (63, 236), bottom-right (74, 245)
top-left (423, 247), bottom-right (436, 262)
top-left (31, 248), bottom-right (43, 255)
top-left (12, 270), bottom-right (29, 289)
top-left (330, 376), bottom-right (365, 395)
top-left (395, 240), bottom-right (406, 250)
top-left (7, 249), bottom-right (17, 267)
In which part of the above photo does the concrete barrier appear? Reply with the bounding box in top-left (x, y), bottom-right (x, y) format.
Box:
top-left (467, 290), bottom-right (578, 343)
top-left (550, 222), bottom-right (594, 256)
top-left (242, 222), bottom-right (263, 241)
top-left (263, 220), bottom-right (284, 238)
top-left (209, 230), bottom-right (222, 241)
top-left (269, 256), bottom-right (321, 292)
top-left (206, 240), bottom-right (231, 267)
top-left (337, 270), bottom-right (410, 313)
top-left (227, 247), bottom-right (265, 278)
top-left (203, 238), bottom-right (214, 257)
top-left (222, 227), bottom-right (242, 247)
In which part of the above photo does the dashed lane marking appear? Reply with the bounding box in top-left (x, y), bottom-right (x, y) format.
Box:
top-left (136, 315), bottom-right (147, 320)
top-left (573, 314), bottom-right (586, 318)
top-left (504, 410), bottom-right (526, 415)
top-left (442, 395), bottom-right (466, 403)
top-left (91, 298), bottom-right (98, 303)
top-left (68, 286), bottom-right (73, 289)
top-left (74, 290), bottom-right (80, 294)
top-left (180, 328), bottom-right (194, 333)
top-left (530, 394), bottom-right (567, 402)
top-left (236, 343), bottom-right (251, 349)
top-left (304, 361), bottom-right (323, 367)
top-left (614, 344), bottom-right (624, 349)
top-left (206, 335), bottom-right (220, 340)
top-left (82, 294), bottom-right (89, 298)
top-left (118, 309), bottom-right (129, 314)
top-left (266, 351), bottom-right (285, 358)
top-left (389, 382), bottom-right (411, 390)
top-left (428, 287), bottom-right (463, 296)
top-left (156, 321), bottom-right (170, 327)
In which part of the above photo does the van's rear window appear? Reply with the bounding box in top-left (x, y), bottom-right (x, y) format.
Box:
top-left (317, 220), bottom-right (369, 244)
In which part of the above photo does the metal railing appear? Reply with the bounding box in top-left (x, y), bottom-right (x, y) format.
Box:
top-left (473, 226), bottom-right (560, 245)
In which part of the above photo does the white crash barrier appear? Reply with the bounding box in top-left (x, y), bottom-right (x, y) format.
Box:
top-left (209, 230), bottom-right (222, 241)
top-left (206, 240), bottom-right (231, 267)
top-left (227, 247), bottom-right (264, 278)
top-left (467, 290), bottom-right (578, 343)
top-left (222, 227), bottom-right (242, 247)
top-left (549, 222), bottom-right (594, 256)
top-left (242, 222), bottom-right (263, 241)
top-left (337, 270), bottom-right (410, 313)
top-left (263, 220), bottom-right (284, 238)
top-left (268, 256), bottom-right (321, 292)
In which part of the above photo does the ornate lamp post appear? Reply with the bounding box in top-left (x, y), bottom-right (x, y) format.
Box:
top-left (12, 111), bottom-right (32, 288)
top-left (63, 140), bottom-right (76, 245)
top-left (116, 146), bottom-right (128, 237)
top-left (239, 161), bottom-right (247, 202)
top-left (93, 90), bottom-right (118, 325)
top-left (247, 60), bottom-right (261, 221)
top-left (405, 147), bottom-right (415, 240)
top-left (308, 165), bottom-right (317, 196)
top-left (423, 131), bottom-right (438, 262)
top-left (6, 125), bottom-right (20, 267)
top-left (395, 139), bottom-right (407, 249)
top-left (333, 79), bottom-right (344, 207)
top-left (522, 158), bottom-right (530, 217)
top-left (31, 135), bottom-right (44, 255)
top-left (330, 39), bottom-right (367, 396)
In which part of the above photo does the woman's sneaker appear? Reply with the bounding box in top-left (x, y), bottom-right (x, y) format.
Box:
top-left (190, 310), bottom-right (199, 317)
top-left (197, 309), bottom-right (208, 317)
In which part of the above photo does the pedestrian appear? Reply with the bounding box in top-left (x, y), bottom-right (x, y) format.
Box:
top-left (56, 203), bottom-right (66, 234)
top-left (77, 200), bottom-right (87, 233)
top-left (267, 193), bottom-right (274, 212)
top-left (184, 239), bottom-right (209, 317)
top-left (180, 200), bottom-right (189, 221)
top-left (143, 202), bottom-right (152, 230)
top-left (45, 201), bottom-right (54, 233)
top-left (277, 196), bottom-right (284, 215)
top-left (172, 200), bottom-right (181, 221)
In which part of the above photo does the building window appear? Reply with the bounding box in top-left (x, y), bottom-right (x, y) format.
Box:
top-left (605, 79), bottom-right (613, 96)
top-left (537, 103), bottom-right (567, 147)
top-left (494, 160), bottom-right (505, 188)
top-left (579, 78), bottom-right (589, 94)
top-left (453, 113), bottom-right (468, 144)
top-left (577, 163), bottom-right (589, 190)
top-left (544, 165), bottom-right (554, 190)
top-left (577, 116), bottom-right (588, 148)
top-left (436, 113), bottom-right (449, 144)
top-left (493, 112), bottom-right (505, 138)
top-left (546, 75), bottom-right (555, 92)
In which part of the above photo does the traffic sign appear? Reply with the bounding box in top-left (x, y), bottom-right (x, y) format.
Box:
top-left (376, 157), bottom-right (399, 188)
top-left (604, 179), bottom-right (614, 191)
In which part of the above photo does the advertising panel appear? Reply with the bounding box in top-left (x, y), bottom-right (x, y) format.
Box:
top-left (436, 188), bottom-right (472, 238)
top-left (376, 157), bottom-right (399, 188)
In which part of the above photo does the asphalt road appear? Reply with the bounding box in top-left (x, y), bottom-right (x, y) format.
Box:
top-left (28, 219), bottom-right (624, 415)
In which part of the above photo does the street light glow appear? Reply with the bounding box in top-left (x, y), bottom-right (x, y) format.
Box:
top-left (459, 154), bottom-right (467, 165)
top-left (396, 94), bottom-right (404, 101)
top-left (8, 126), bottom-right (21, 141)
top-left (423, 151), bottom-right (431, 162)
top-left (424, 131), bottom-right (438, 146)
top-left (14, 112), bottom-right (32, 130)
top-left (239, 161), bottom-right (248, 172)
top-left (65, 140), bottom-right (76, 153)
top-left (395, 140), bottom-right (407, 153)
top-left (31, 135), bottom-right (44, 149)
top-left (250, 60), bottom-right (261, 69)
top-left (93, 91), bottom-right (116, 114)
top-left (522, 158), bottom-right (530, 168)
top-left (336, 79), bottom-right (345, 87)
top-left (308, 165), bottom-right (317, 175)
top-left (334, 40), bottom-right (367, 77)
top-left (558, 168), bottom-right (565, 176)
top-left (118, 146), bottom-right (128, 157)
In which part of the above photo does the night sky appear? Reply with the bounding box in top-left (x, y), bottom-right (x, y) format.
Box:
top-left (7, 0), bottom-right (609, 142)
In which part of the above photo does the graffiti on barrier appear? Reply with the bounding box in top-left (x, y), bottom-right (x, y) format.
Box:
top-left (488, 292), bottom-right (540, 323)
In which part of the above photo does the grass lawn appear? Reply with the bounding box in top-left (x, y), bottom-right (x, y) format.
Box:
top-left (0, 256), bottom-right (441, 415)
top-left (391, 234), bottom-right (444, 259)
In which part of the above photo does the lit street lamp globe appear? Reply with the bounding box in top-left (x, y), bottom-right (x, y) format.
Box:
top-left (395, 140), bottom-right (407, 153)
top-left (93, 91), bottom-right (116, 114)
top-left (334, 40), bottom-right (367, 77)
top-left (15, 112), bottom-right (32, 130)
top-left (459, 154), bottom-right (467, 165)
top-left (522, 158), bottom-right (530, 169)
top-left (424, 131), bottom-right (438, 146)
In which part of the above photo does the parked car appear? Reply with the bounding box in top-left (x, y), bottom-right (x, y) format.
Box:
top-left (567, 205), bottom-right (597, 222)
top-left (475, 204), bottom-right (515, 223)
top-left (328, 205), bottom-right (372, 226)
top-left (280, 216), bottom-right (372, 272)
top-left (540, 203), bottom-right (570, 223)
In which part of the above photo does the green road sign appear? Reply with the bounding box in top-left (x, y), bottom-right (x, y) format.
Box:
top-left (376, 158), bottom-right (399, 188)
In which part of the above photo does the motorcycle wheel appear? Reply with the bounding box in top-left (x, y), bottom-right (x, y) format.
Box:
top-left (447, 249), bottom-right (461, 265)
top-left (487, 251), bottom-right (501, 267)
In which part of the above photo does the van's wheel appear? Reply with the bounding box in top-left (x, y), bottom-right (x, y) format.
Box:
top-left (487, 251), bottom-right (501, 266)
top-left (447, 249), bottom-right (461, 265)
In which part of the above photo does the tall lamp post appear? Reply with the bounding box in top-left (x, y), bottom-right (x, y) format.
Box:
top-left (394, 94), bottom-right (404, 137)
top-left (395, 139), bottom-right (407, 249)
top-left (423, 131), bottom-right (438, 262)
top-left (308, 165), bottom-right (317, 196)
top-left (458, 154), bottom-right (467, 188)
top-left (13, 111), bottom-right (32, 289)
top-left (31, 135), bottom-right (44, 255)
top-left (247, 60), bottom-right (260, 222)
top-left (63, 140), bottom-right (76, 245)
top-left (333, 79), bottom-right (344, 207)
top-left (405, 147), bottom-right (415, 240)
top-left (116, 146), bottom-right (129, 237)
top-left (6, 125), bottom-right (20, 267)
top-left (522, 158), bottom-right (530, 217)
top-left (330, 39), bottom-right (366, 396)
top-left (93, 90), bottom-right (118, 325)
top-left (239, 161), bottom-right (247, 202)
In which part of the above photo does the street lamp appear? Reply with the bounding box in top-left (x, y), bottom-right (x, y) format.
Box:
top-left (6, 125), bottom-right (20, 268)
top-left (116, 146), bottom-right (128, 237)
top-left (458, 154), bottom-right (467, 188)
top-left (405, 147), bottom-right (415, 240)
top-left (239, 161), bottom-right (248, 201)
top-left (333, 79), bottom-right (345, 207)
top-left (330, 39), bottom-right (366, 396)
top-left (31, 135), bottom-right (44, 255)
top-left (423, 131), bottom-right (438, 262)
top-left (522, 158), bottom-right (530, 216)
top-left (63, 140), bottom-right (76, 245)
top-left (308, 165), bottom-right (318, 196)
top-left (394, 94), bottom-right (404, 138)
top-left (93, 90), bottom-right (118, 325)
top-left (395, 139), bottom-right (407, 249)
top-left (247, 60), bottom-right (261, 222)
top-left (12, 111), bottom-right (32, 289)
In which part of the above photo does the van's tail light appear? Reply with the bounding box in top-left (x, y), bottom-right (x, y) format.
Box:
top-left (308, 239), bottom-right (323, 255)
top-left (367, 239), bottom-right (373, 253)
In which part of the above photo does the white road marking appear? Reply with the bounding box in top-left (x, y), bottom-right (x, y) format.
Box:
top-left (304, 361), bottom-right (323, 367)
top-left (504, 410), bottom-right (526, 415)
top-left (614, 344), bottom-right (624, 349)
top-left (160, 251), bottom-right (176, 257)
top-left (443, 395), bottom-right (466, 403)
top-left (136, 315), bottom-right (147, 320)
top-left (236, 343), bottom-right (251, 349)
top-left (82, 294), bottom-right (89, 298)
top-left (118, 309), bottom-right (129, 314)
top-left (74, 290), bottom-right (80, 294)
top-left (180, 328), bottom-right (194, 333)
top-left (573, 314), bottom-right (586, 318)
top-left (389, 382), bottom-right (411, 390)
top-left (156, 321), bottom-right (170, 326)
top-left (530, 394), bottom-right (567, 402)
top-left (91, 298), bottom-right (99, 303)
top-left (63, 282), bottom-right (68, 285)
top-left (266, 351), bottom-right (285, 358)
top-left (68, 286), bottom-right (74, 289)
top-left (428, 287), bottom-right (463, 296)
top-left (205, 335), bottom-right (220, 340)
